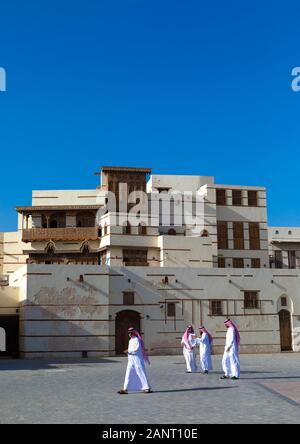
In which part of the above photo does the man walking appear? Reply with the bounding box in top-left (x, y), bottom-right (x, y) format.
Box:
top-left (118, 327), bottom-right (152, 394)
top-left (220, 319), bottom-right (240, 380)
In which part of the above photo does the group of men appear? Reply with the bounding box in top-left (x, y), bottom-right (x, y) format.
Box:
top-left (118, 318), bottom-right (240, 394)
top-left (181, 319), bottom-right (240, 380)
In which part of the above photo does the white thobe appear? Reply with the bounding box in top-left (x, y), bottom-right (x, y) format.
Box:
top-left (123, 337), bottom-right (150, 391)
top-left (222, 327), bottom-right (240, 378)
top-left (198, 333), bottom-right (213, 372)
top-left (181, 333), bottom-right (197, 372)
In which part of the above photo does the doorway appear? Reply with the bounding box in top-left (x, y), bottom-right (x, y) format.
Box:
top-left (115, 310), bottom-right (141, 355)
top-left (279, 309), bottom-right (292, 351)
top-left (0, 315), bottom-right (19, 357)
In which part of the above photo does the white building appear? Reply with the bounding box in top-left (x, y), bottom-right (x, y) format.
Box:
top-left (0, 166), bottom-right (299, 358)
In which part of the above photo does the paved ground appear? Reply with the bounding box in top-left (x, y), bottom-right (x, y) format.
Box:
top-left (0, 353), bottom-right (300, 424)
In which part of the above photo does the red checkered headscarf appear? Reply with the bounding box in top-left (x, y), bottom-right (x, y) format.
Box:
top-left (128, 327), bottom-right (150, 365)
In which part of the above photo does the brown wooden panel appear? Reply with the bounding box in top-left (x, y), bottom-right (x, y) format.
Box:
top-left (279, 310), bottom-right (292, 351)
top-left (249, 222), bottom-right (260, 250)
top-left (233, 222), bottom-right (244, 249)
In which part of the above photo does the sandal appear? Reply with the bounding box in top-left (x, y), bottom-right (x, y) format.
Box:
top-left (118, 389), bottom-right (128, 394)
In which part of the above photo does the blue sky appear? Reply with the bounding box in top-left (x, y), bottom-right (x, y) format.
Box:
top-left (0, 0), bottom-right (299, 231)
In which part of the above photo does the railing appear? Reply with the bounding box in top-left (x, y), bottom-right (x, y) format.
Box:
top-left (22, 227), bottom-right (100, 242)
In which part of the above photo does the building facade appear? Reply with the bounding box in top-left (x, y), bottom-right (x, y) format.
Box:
top-left (0, 166), bottom-right (299, 358)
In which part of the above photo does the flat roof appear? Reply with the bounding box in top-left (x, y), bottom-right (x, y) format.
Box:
top-left (101, 166), bottom-right (152, 173)
top-left (16, 205), bottom-right (102, 213)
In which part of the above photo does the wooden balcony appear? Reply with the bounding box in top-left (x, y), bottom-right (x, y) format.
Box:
top-left (22, 227), bottom-right (100, 242)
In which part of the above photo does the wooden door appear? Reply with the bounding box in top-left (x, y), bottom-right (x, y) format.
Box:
top-left (279, 310), bottom-right (292, 351)
top-left (115, 310), bottom-right (141, 355)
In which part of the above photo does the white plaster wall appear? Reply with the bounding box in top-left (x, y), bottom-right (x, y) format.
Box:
top-left (147, 175), bottom-right (215, 193)
top-left (19, 265), bottom-right (110, 358)
top-left (32, 190), bottom-right (101, 206)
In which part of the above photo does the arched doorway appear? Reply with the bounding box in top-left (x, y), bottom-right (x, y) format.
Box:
top-left (0, 316), bottom-right (19, 357)
top-left (279, 309), bottom-right (292, 351)
top-left (115, 310), bottom-right (141, 355)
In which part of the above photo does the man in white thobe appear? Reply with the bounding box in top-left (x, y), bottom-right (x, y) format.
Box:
top-left (118, 327), bottom-right (152, 394)
top-left (181, 325), bottom-right (198, 373)
top-left (197, 326), bottom-right (213, 374)
top-left (221, 318), bottom-right (240, 380)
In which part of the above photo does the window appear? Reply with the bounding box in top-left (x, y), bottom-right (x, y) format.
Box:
top-left (275, 250), bottom-right (283, 269)
top-left (123, 222), bottom-right (131, 235)
top-left (168, 228), bottom-right (176, 235)
top-left (218, 257), bottom-right (226, 268)
top-left (281, 297), bottom-right (287, 307)
top-left (233, 222), bottom-right (244, 250)
top-left (123, 249), bottom-right (148, 266)
top-left (76, 212), bottom-right (95, 228)
top-left (233, 258), bottom-right (244, 268)
top-left (251, 258), bottom-right (261, 268)
top-left (210, 300), bottom-right (223, 316)
top-left (232, 190), bottom-right (242, 206)
top-left (249, 223), bottom-right (260, 250)
top-left (103, 224), bottom-right (108, 235)
top-left (49, 212), bottom-right (66, 228)
top-left (138, 223), bottom-right (147, 235)
top-left (217, 221), bottom-right (228, 249)
top-left (288, 230), bottom-right (292, 235)
top-left (244, 291), bottom-right (259, 309)
top-left (167, 303), bottom-right (176, 317)
top-left (123, 291), bottom-right (134, 305)
top-left (216, 189), bottom-right (226, 205)
top-left (275, 230), bottom-right (279, 235)
top-left (288, 250), bottom-right (296, 269)
top-left (248, 191), bottom-right (258, 207)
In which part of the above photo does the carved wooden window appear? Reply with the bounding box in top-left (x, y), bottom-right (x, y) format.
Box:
top-left (218, 257), bottom-right (226, 268)
top-left (167, 303), bottom-right (176, 317)
top-left (210, 300), bottom-right (223, 316)
top-left (275, 250), bottom-right (283, 269)
top-left (123, 222), bottom-right (131, 235)
top-left (249, 223), bottom-right (260, 250)
top-left (244, 291), bottom-right (259, 309)
top-left (138, 223), bottom-right (147, 235)
top-left (216, 189), bottom-right (226, 205)
top-left (123, 291), bottom-right (134, 305)
top-left (217, 221), bottom-right (228, 249)
top-left (123, 249), bottom-right (148, 266)
top-left (232, 190), bottom-right (242, 206)
top-left (233, 258), bottom-right (244, 268)
top-left (251, 258), bottom-right (261, 268)
top-left (248, 190), bottom-right (258, 207)
top-left (288, 251), bottom-right (296, 269)
top-left (233, 222), bottom-right (244, 250)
